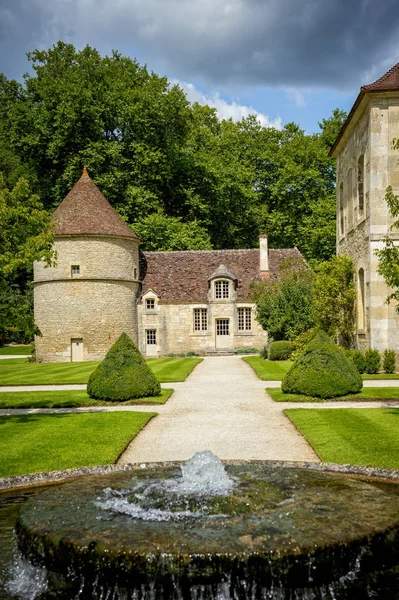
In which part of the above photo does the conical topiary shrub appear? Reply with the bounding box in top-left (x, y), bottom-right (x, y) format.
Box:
top-left (87, 332), bottom-right (161, 401)
top-left (281, 330), bottom-right (363, 399)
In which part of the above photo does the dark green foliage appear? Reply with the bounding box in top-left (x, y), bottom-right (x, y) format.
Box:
top-left (383, 349), bottom-right (396, 374)
top-left (364, 349), bottom-right (381, 374)
top-left (87, 333), bottom-right (161, 401)
top-left (346, 349), bottom-right (365, 374)
top-left (259, 346), bottom-right (269, 360)
top-left (269, 341), bottom-right (295, 361)
top-left (234, 347), bottom-right (259, 355)
top-left (282, 331), bottom-right (363, 399)
top-left (291, 327), bottom-right (319, 362)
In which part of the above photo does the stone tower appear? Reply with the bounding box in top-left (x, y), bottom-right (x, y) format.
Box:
top-left (34, 168), bottom-right (140, 362)
top-left (330, 63), bottom-right (399, 353)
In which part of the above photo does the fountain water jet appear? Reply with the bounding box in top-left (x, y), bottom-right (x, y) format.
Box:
top-left (7, 453), bottom-right (399, 599)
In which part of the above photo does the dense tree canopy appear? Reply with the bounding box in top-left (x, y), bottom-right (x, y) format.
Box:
top-left (0, 42), bottom-right (346, 342)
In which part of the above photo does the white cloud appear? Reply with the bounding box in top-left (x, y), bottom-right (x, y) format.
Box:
top-left (177, 81), bottom-right (282, 129)
top-left (286, 88), bottom-right (306, 107)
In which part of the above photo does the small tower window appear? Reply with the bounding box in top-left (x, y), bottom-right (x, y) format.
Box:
top-left (71, 265), bottom-right (80, 276)
top-left (134, 268), bottom-right (137, 280)
top-left (358, 155), bottom-right (364, 216)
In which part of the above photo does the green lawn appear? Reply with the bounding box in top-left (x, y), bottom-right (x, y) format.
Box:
top-left (0, 357), bottom-right (202, 385)
top-left (242, 356), bottom-right (292, 380)
top-left (0, 411), bottom-right (156, 477)
top-left (362, 373), bottom-right (399, 380)
top-left (285, 408), bottom-right (399, 469)
top-left (267, 387), bottom-right (399, 402)
top-left (0, 345), bottom-right (32, 355)
top-left (0, 388), bottom-right (173, 409)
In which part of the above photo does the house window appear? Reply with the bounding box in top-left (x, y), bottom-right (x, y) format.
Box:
top-left (71, 265), bottom-right (80, 276)
top-left (134, 268), bottom-right (137, 279)
top-left (238, 308), bottom-right (252, 331)
top-left (146, 329), bottom-right (157, 345)
top-left (215, 280), bottom-right (229, 299)
top-left (193, 308), bottom-right (208, 331)
top-left (358, 155), bottom-right (364, 216)
top-left (216, 319), bottom-right (229, 336)
top-left (347, 167), bottom-right (353, 229)
top-left (357, 268), bottom-right (365, 331)
top-left (146, 298), bottom-right (155, 311)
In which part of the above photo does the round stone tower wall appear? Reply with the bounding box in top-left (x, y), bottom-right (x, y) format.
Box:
top-left (34, 236), bottom-right (139, 362)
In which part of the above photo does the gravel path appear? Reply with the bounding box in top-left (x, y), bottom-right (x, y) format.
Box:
top-left (118, 356), bottom-right (319, 464)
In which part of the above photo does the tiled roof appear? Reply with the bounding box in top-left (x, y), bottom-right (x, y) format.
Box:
top-left (330, 62), bottom-right (399, 157)
top-left (53, 170), bottom-right (140, 239)
top-left (208, 264), bottom-right (237, 281)
top-left (140, 248), bottom-right (302, 302)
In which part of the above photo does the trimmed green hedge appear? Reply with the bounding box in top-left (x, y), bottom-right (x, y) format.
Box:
top-left (281, 331), bottom-right (363, 399)
top-left (269, 341), bottom-right (295, 361)
top-left (87, 333), bottom-right (161, 401)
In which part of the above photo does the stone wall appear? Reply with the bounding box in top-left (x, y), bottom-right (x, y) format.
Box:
top-left (336, 93), bottom-right (399, 353)
top-left (34, 235), bottom-right (139, 362)
top-left (137, 299), bottom-right (267, 356)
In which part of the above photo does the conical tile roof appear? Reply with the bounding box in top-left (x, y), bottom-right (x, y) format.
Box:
top-left (53, 169), bottom-right (139, 239)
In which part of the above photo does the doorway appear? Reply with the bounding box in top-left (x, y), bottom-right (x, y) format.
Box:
top-left (146, 329), bottom-right (158, 357)
top-left (215, 319), bottom-right (231, 349)
top-left (71, 338), bottom-right (84, 362)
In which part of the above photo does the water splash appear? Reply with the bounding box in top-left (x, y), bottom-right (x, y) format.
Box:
top-left (175, 451), bottom-right (236, 496)
top-left (94, 451), bottom-right (235, 522)
top-left (5, 552), bottom-right (47, 600)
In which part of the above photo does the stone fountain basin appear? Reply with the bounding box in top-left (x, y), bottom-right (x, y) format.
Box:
top-left (15, 462), bottom-right (399, 595)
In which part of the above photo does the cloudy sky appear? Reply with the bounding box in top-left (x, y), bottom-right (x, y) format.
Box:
top-left (1, 0), bottom-right (399, 132)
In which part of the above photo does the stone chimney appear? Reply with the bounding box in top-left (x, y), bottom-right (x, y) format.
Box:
top-left (259, 235), bottom-right (269, 278)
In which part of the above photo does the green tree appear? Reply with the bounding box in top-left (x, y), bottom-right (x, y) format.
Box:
top-left (312, 255), bottom-right (356, 348)
top-left (132, 210), bottom-right (212, 251)
top-left (251, 257), bottom-right (315, 341)
top-left (0, 174), bottom-right (54, 344)
top-left (318, 108), bottom-right (347, 150)
top-left (375, 185), bottom-right (399, 306)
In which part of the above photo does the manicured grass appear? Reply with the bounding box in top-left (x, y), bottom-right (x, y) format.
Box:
top-left (146, 357), bottom-right (202, 382)
top-left (268, 387), bottom-right (399, 403)
top-left (285, 408), bottom-right (399, 469)
top-left (0, 357), bottom-right (202, 385)
top-left (0, 411), bottom-right (156, 477)
top-left (242, 356), bottom-right (292, 380)
top-left (0, 388), bottom-right (173, 409)
top-left (363, 373), bottom-right (399, 379)
top-left (0, 345), bottom-right (32, 355)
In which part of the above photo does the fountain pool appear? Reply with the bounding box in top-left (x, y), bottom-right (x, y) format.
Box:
top-left (2, 453), bottom-right (399, 599)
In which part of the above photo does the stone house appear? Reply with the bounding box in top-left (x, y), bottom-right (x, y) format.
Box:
top-left (34, 169), bottom-right (302, 361)
top-left (330, 62), bottom-right (399, 353)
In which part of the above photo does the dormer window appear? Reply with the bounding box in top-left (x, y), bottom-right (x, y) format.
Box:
top-left (215, 280), bottom-right (229, 299)
top-left (71, 265), bottom-right (80, 276)
top-left (146, 298), bottom-right (155, 311)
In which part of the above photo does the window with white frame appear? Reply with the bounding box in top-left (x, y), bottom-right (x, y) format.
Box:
top-left (146, 329), bottom-right (157, 345)
top-left (71, 265), bottom-right (80, 276)
top-left (146, 298), bottom-right (155, 311)
top-left (193, 308), bottom-right (208, 331)
top-left (215, 280), bottom-right (229, 299)
top-left (238, 307), bottom-right (252, 331)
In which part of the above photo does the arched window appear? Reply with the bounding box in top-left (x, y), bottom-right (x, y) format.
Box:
top-left (347, 168), bottom-right (353, 229)
top-left (357, 268), bottom-right (365, 330)
top-left (358, 155), bottom-right (364, 216)
top-left (339, 182), bottom-right (344, 235)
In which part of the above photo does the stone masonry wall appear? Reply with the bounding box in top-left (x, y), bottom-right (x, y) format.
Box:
top-left (137, 300), bottom-right (267, 356)
top-left (34, 235), bottom-right (139, 362)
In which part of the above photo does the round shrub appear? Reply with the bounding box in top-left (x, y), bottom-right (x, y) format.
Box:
top-left (346, 349), bottom-right (365, 374)
top-left (291, 327), bottom-right (319, 362)
top-left (87, 332), bottom-right (161, 401)
top-left (383, 349), bottom-right (396, 374)
top-left (269, 341), bottom-right (295, 361)
top-left (281, 331), bottom-right (363, 399)
top-left (364, 349), bottom-right (381, 374)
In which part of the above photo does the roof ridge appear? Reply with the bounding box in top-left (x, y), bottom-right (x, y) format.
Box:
top-left (361, 61), bottom-right (399, 91)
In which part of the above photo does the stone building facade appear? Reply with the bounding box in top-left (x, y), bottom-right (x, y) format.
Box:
top-left (34, 169), bottom-right (302, 361)
top-left (331, 62), bottom-right (399, 353)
